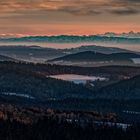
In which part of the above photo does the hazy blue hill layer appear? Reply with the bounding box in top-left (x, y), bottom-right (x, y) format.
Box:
top-left (0, 45), bottom-right (135, 63)
top-left (0, 45), bottom-right (65, 61)
top-left (0, 35), bottom-right (140, 43)
top-left (66, 45), bottom-right (132, 54)
top-left (48, 51), bottom-right (140, 62)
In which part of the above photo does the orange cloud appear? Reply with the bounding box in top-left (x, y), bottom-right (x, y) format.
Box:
top-left (0, 0), bottom-right (139, 35)
top-left (0, 0), bottom-right (139, 15)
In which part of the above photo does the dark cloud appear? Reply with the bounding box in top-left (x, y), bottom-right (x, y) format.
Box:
top-left (118, 0), bottom-right (140, 2)
top-left (59, 5), bottom-right (101, 16)
top-left (0, 0), bottom-right (139, 16)
top-left (109, 8), bottom-right (139, 15)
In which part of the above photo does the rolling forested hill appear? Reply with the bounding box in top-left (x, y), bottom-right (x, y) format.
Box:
top-left (0, 65), bottom-right (92, 105)
top-left (48, 51), bottom-right (140, 62)
top-left (95, 75), bottom-right (140, 100)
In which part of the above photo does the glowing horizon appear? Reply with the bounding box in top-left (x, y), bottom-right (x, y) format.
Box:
top-left (0, 30), bottom-right (140, 38)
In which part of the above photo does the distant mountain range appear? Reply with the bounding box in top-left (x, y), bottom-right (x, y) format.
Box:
top-left (0, 35), bottom-right (140, 44)
top-left (1, 32), bottom-right (140, 38)
top-left (100, 31), bottom-right (140, 38)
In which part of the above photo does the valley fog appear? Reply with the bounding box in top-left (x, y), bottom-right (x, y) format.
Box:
top-left (0, 42), bottom-right (139, 52)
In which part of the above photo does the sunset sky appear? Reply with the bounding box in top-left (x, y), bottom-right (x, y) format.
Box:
top-left (0, 0), bottom-right (140, 36)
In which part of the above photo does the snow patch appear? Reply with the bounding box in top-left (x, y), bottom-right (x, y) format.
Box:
top-left (131, 58), bottom-right (140, 64)
top-left (123, 110), bottom-right (140, 115)
top-left (1, 92), bottom-right (35, 99)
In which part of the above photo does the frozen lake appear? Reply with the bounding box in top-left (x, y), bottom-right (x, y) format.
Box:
top-left (49, 74), bottom-right (107, 84)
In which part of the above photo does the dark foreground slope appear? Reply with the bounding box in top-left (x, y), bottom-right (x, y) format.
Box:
top-left (0, 104), bottom-right (139, 140)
